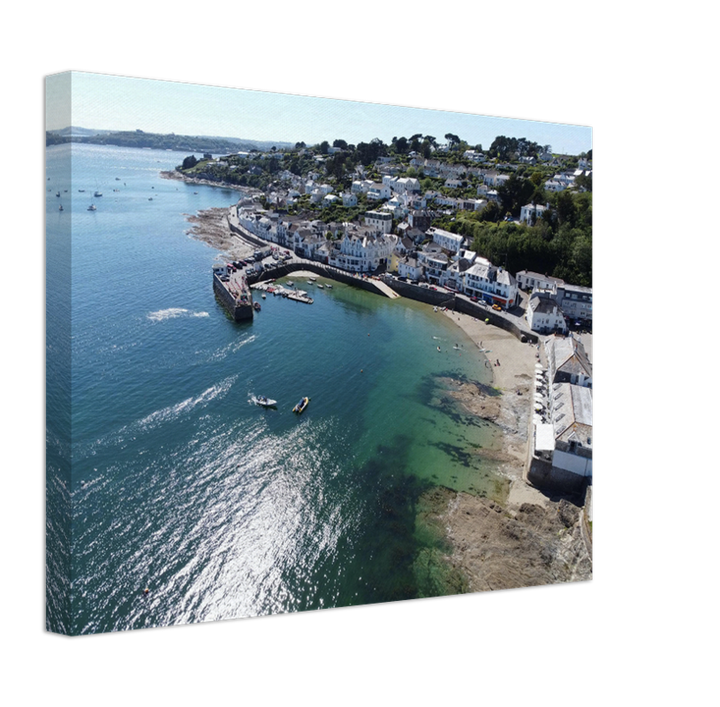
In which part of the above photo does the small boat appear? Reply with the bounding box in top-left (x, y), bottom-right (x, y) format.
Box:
top-left (286, 281), bottom-right (294, 287)
top-left (58, 205), bottom-right (63, 211)
top-left (317, 284), bottom-right (324, 289)
top-left (261, 293), bottom-right (266, 299)
top-left (55, 191), bottom-right (60, 197)
top-left (253, 395), bottom-right (277, 408)
top-left (308, 277), bottom-right (316, 283)
top-left (78, 189), bottom-right (85, 192)
top-left (293, 396), bottom-right (310, 414)
top-left (325, 284), bottom-right (332, 289)
top-left (437, 346), bottom-right (441, 352)
top-left (94, 191), bottom-right (103, 197)
top-left (253, 302), bottom-right (261, 311)
top-left (87, 204), bottom-right (97, 211)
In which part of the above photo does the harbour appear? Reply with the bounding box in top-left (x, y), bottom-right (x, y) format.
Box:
top-left (46, 143), bottom-right (511, 634)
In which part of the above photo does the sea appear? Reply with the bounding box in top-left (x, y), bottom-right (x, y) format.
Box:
top-left (45, 143), bottom-right (507, 635)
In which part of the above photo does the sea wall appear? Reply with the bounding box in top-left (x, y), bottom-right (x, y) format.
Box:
top-left (384, 279), bottom-right (538, 344)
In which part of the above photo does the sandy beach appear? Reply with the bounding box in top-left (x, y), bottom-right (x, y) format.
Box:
top-left (438, 308), bottom-right (547, 506)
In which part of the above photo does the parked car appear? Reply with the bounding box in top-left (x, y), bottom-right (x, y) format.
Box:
top-left (492, 304), bottom-right (502, 311)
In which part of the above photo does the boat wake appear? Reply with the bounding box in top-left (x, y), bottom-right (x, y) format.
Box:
top-left (207, 334), bottom-right (257, 362)
top-left (147, 308), bottom-right (210, 322)
top-left (136, 377), bottom-right (235, 430)
top-left (75, 375), bottom-right (238, 459)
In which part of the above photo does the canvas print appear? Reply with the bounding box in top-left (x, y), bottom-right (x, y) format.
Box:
top-left (46, 71), bottom-right (592, 636)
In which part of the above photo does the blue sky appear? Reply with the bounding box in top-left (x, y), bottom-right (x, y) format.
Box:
top-left (46, 71), bottom-right (592, 154)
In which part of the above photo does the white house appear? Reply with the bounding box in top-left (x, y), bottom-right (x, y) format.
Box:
top-left (526, 293), bottom-right (567, 334)
top-left (417, 243), bottom-right (449, 284)
top-left (342, 192), bottom-right (358, 207)
top-left (544, 179), bottom-right (566, 193)
top-left (461, 259), bottom-right (518, 308)
top-left (328, 226), bottom-right (397, 273)
top-left (463, 149), bottom-right (486, 162)
top-left (398, 255), bottom-right (424, 281)
top-left (364, 210), bottom-right (393, 234)
top-left (519, 203), bottom-right (548, 225)
top-left (351, 179), bottom-right (375, 194)
top-left (382, 176), bottom-right (420, 194)
top-left (366, 183), bottom-right (392, 201)
top-left (515, 270), bottom-right (565, 292)
top-left (425, 226), bottom-right (464, 254)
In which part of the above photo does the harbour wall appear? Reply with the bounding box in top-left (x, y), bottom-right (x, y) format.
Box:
top-left (252, 262), bottom-right (538, 344)
top-left (248, 262), bottom-right (392, 299)
top-left (229, 217), bottom-right (536, 343)
top-left (213, 274), bottom-right (253, 322)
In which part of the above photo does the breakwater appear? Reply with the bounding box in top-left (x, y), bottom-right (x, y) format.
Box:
top-left (213, 272), bottom-right (254, 321)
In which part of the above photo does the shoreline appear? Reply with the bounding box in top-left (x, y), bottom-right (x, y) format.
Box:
top-left (427, 307), bottom-right (592, 592)
top-left (439, 307), bottom-right (544, 506)
top-left (186, 205), bottom-right (592, 592)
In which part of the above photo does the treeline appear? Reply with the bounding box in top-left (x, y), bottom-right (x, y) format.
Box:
top-left (437, 189), bottom-right (592, 286)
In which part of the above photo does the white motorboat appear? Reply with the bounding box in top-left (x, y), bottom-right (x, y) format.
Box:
top-left (253, 395), bottom-right (277, 408)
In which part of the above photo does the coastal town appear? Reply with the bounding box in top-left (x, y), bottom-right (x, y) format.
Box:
top-left (171, 133), bottom-right (593, 587)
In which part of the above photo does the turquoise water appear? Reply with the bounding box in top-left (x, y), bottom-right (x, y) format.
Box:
top-left (45, 143), bottom-right (503, 634)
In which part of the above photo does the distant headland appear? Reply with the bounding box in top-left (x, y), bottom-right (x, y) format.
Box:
top-left (45, 126), bottom-right (293, 154)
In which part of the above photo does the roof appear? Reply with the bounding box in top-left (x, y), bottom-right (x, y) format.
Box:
top-left (529, 295), bottom-right (558, 314)
top-left (551, 383), bottom-right (593, 447)
top-left (545, 336), bottom-right (593, 380)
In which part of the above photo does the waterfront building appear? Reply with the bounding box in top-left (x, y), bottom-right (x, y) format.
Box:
top-left (556, 284), bottom-right (593, 323)
top-left (534, 383), bottom-right (593, 480)
top-left (328, 225), bottom-right (397, 273)
top-left (545, 336), bottom-right (592, 388)
top-left (417, 243), bottom-right (449, 284)
top-left (397, 255), bottom-right (424, 282)
top-left (515, 270), bottom-right (565, 292)
top-left (527, 292), bottom-right (567, 334)
top-left (461, 258), bottom-right (519, 308)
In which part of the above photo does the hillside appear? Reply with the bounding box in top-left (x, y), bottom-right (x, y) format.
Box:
top-left (45, 127), bottom-right (292, 153)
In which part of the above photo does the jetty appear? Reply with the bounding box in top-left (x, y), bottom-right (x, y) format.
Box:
top-left (251, 280), bottom-right (314, 304)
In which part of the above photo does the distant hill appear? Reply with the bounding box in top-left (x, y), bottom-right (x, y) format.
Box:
top-left (46, 127), bottom-right (294, 153)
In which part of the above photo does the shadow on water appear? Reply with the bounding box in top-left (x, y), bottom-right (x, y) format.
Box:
top-left (344, 435), bottom-right (468, 606)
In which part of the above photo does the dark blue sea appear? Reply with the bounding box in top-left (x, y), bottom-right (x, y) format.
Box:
top-left (45, 143), bottom-right (506, 635)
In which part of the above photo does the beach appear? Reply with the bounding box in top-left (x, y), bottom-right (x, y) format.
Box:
top-left (439, 308), bottom-right (544, 505)
top-left (425, 308), bottom-right (592, 591)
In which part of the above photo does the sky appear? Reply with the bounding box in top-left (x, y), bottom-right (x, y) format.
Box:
top-left (46, 71), bottom-right (592, 155)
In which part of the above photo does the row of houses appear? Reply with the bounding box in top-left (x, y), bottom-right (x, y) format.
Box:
top-left (237, 202), bottom-right (591, 320)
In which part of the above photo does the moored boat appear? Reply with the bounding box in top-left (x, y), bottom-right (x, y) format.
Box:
top-left (87, 204), bottom-right (97, 211)
top-left (253, 301), bottom-right (261, 311)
